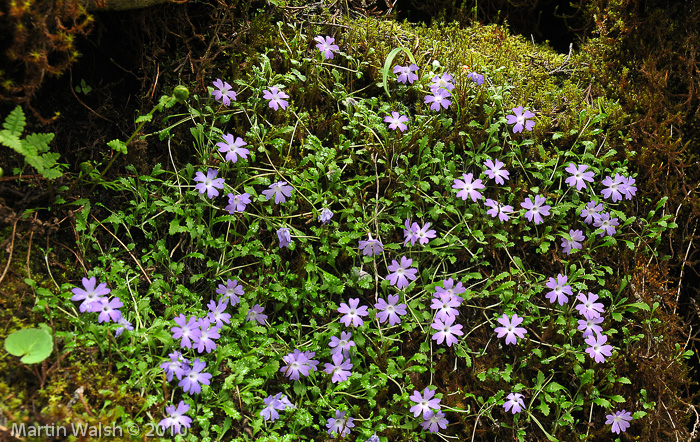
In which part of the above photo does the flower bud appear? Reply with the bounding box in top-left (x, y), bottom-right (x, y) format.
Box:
top-left (173, 85), bottom-right (189, 102)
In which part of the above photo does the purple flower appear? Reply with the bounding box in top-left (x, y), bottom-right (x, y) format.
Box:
top-left (320, 207), bottom-right (334, 224)
top-left (575, 292), bottom-right (605, 318)
top-left (171, 315), bottom-right (202, 349)
top-left (601, 174), bottom-right (628, 202)
top-left (403, 218), bottom-right (419, 246)
top-left (260, 393), bottom-right (293, 421)
top-left (565, 163), bottom-right (595, 191)
top-left (329, 331), bottom-right (356, 357)
top-left (324, 353), bottom-right (353, 383)
top-left (277, 227), bottom-right (292, 248)
top-left (545, 274), bottom-right (573, 306)
top-left (621, 176), bottom-right (637, 199)
top-left (585, 332), bottom-right (614, 363)
top-left (431, 293), bottom-right (461, 322)
top-left (216, 279), bottom-right (243, 305)
top-left (467, 71), bottom-right (484, 85)
top-left (194, 168), bottom-right (225, 199)
top-left (431, 316), bottom-right (464, 346)
top-left (494, 313), bottom-right (527, 345)
top-left (424, 88), bottom-right (452, 111)
top-left (217, 134), bottom-right (249, 163)
top-left (246, 304), bottom-right (268, 325)
top-left (211, 79), bottom-right (237, 106)
top-left (115, 317), bottom-right (133, 337)
top-left (506, 106), bottom-right (536, 133)
top-left (71, 276), bottom-right (111, 312)
top-left (262, 86), bottom-right (289, 111)
top-left (207, 299), bottom-right (231, 328)
top-left (593, 212), bottom-right (619, 237)
top-left (326, 410), bottom-right (354, 437)
top-left (179, 358), bottom-right (212, 394)
top-left (503, 392), bottom-right (525, 414)
top-left (577, 314), bottom-right (604, 338)
top-left (483, 159), bottom-right (510, 185)
top-left (430, 73), bottom-right (455, 91)
top-left (606, 410), bottom-right (633, 434)
top-left (394, 64), bottom-right (419, 84)
top-left (160, 351), bottom-right (189, 382)
top-left (280, 349), bottom-right (318, 380)
top-left (421, 410), bottom-right (449, 433)
top-left (89, 297), bottom-right (123, 323)
top-left (415, 222), bottom-right (436, 245)
top-left (409, 387), bottom-right (441, 418)
top-left (375, 294), bottom-right (407, 326)
top-left (262, 181), bottom-right (293, 204)
top-left (435, 278), bottom-right (465, 300)
top-left (358, 234), bottom-right (384, 256)
top-left (384, 112), bottom-right (409, 131)
top-left (193, 318), bottom-right (220, 353)
top-left (484, 198), bottom-right (513, 222)
top-left (158, 400), bottom-right (192, 436)
top-left (453, 173), bottom-right (485, 202)
top-left (561, 229), bottom-right (585, 254)
top-left (521, 195), bottom-right (551, 225)
top-left (581, 201), bottom-right (604, 225)
top-left (225, 192), bottom-right (251, 214)
top-left (314, 35), bottom-right (339, 59)
top-left (338, 298), bottom-right (369, 327)
top-left (386, 256), bottom-right (418, 290)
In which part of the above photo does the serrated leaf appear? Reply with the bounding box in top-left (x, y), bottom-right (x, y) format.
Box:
top-left (107, 139), bottom-right (128, 154)
top-left (592, 397), bottom-right (611, 408)
top-left (135, 114), bottom-right (153, 123)
top-left (3, 106), bottom-right (26, 136)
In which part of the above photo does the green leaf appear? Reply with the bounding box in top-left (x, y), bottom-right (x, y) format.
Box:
top-left (3, 106), bottom-right (26, 136)
top-left (624, 302), bottom-right (650, 312)
top-left (381, 47), bottom-right (417, 98)
top-left (592, 397), bottom-right (611, 408)
top-left (4, 328), bottom-right (53, 364)
top-left (0, 130), bottom-right (22, 151)
top-left (107, 139), bottom-right (128, 155)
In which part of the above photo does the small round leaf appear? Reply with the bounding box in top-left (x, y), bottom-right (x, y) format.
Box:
top-left (4, 328), bottom-right (53, 364)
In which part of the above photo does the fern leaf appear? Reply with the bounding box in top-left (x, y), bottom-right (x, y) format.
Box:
top-left (2, 106), bottom-right (26, 136)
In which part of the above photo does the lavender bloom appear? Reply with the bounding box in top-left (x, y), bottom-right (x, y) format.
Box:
top-left (194, 318), bottom-right (220, 353)
top-left (575, 292), bottom-right (605, 318)
top-left (415, 222), bottom-right (436, 245)
top-left (467, 71), bottom-right (484, 85)
top-left (409, 387), bottom-right (441, 418)
top-left (320, 207), bottom-right (334, 224)
top-left (358, 234), bottom-right (384, 256)
top-left (601, 174), bottom-right (628, 202)
top-left (593, 212), bottom-right (620, 237)
top-left (89, 297), bottom-right (123, 323)
top-left (217, 134), bottom-right (249, 163)
top-left (585, 332), bottom-right (614, 363)
top-left (386, 256), bottom-right (418, 290)
top-left (194, 168), bottom-right (225, 199)
top-left (435, 278), bottom-right (465, 300)
top-left (171, 315), bottom-right (202, 349)
top-left (216, 279), bottom-right (244, 305)
top-left (545, 274), bottom-right (573, 306)
top-left (581, 201), bottom-right (604, 225)
top-left (577, 314), bottom-right (604, 338)
top-left (621, 176), bottom-right (637, 199)
top-left (561, 229), bottom-right (585, 254)
top-left (158, 400), bottom-right (192, 436)
top-left (326, 410), bottom-right (354, 437)
top-left (160, 351), bottom-right (189, 382)
top-left (403, 218), bottom-right (420, 246)
top-left (394, 64), bottom-right (419, 84)
top-left (329, 331), bottom-right (356, 357)
top-left (484, 199), bottom-right (513, 222)
top-left (207, 298), bottom-right (231, 328)
top-left (115, 317), bottom-right (133, 337)
top-left (424, 87), bottom-right (452, 111)
top-left (384, 112), bottom-right (409, 131)
top-left (225, 192), bottom-right (251, 214)
top-left (262, 181), bottom-right (293, 204)
top-left (211, 79), bottom-right (237, 106)
top-left (246, 304), bottom-right (268, 325)
top-left (503, 392), bottom-right (525, 414)
top-left (421, 410), bottom-right (449, 433)
top-left (521, 195), bottom-right (551, 225)
top-left (565, 163), bottom-right (595, 191)
top-left (431, 316), bottom-right (464, 347)
top-left (375, 294), bottom-right (407, 326)
top-left (71, 276), bottom-right (111, 312)
top-left (314, 35), bottom-right (339, 59)
top-left (453, 173), bottom-right (485, 202)
top-left (365, 434), bottom-right (380, 442)
top-left (431, 293), bottom-right (461, 322)
top-left (260, 393), bottom-right (294, 422)
top-left (262, 86), bottom-right (289, 111)
top-left (179, 358), bottom-right (212, 394)
top-left (606, 410), bottom-right (633, 434)
top-left (338, 298), bottom-right (369, 327)
top-left (324, 353), bottom-right (353, 383)
top-left (280, 349), bottom-right (317, 380)
top-left (483, 159), bottom-right (510, 185)
top-left (506, 106), bottom-right (536, 133)
top-left (430, 73), bottom-right (455, 91)
top-left (494, 313), bottom-right (527, 345)
top-left (277, 227), bottom-right (292, 248)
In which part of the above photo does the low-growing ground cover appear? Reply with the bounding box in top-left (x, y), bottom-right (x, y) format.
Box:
top-left (0, 6), bottom-right (696, 442)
